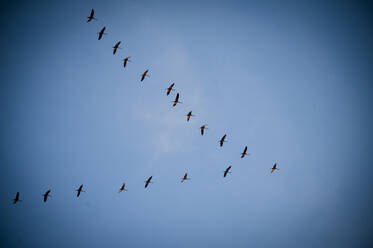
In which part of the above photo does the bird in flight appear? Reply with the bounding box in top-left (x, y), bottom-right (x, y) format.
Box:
top-left (224, 166), bottom-right (232, 177)
top-left (123, 57), bottom-right (131, 68)
top-left (87, 9), bottom-right (96, 22)
top-left (172, 93), bottom-right (181, 106)
top-left (119, 183), bottom-right (127, 192)
top-left (76, 185), bottom-right (84, 197)
top-left (43, 190), bottom-right (51, 202)
top-left (98, 26), bottom-right (106, 40)
top-left (200, 124), bottom-right (207, 136)
top-left (181, 173), bottom-right (190, 183)
top-left (141, 70), bottom-right (149, 81)
top-left (13, 192), bottom-right (21, 204)
top-left (271, 163), bottom-right (279, 173)
top-left (219, 134), bottom-right (227, 147)
top-left (166, 83), bottom-right (175, 96)
top-left (241, 146), bottom-right (249, 158)
top-left (113, 41), bottom-right (121, 55)
top-left (145, 176), bottom-right (153, 188)
top-left (186, 110), bottom-right (194, 121)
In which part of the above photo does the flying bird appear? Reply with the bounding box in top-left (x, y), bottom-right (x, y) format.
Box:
top-left (123, 57), bottom-right (131, 68)
top-left (141, 70), bottom-right (149, 81)
top-left (87, 9), bottom-right (96, 22)
top-left (119, 183), bottom-right (127, 192)
top-left (166, 83), bottom-right (174, 96)
top-left (76, 184), bottom-right (84, 197)
top-left (200, 124), bottom-right (207, 136)
top-left (241, 146), bottom-right (249, 158)
top-left (113, 41), bottom-right (121, 54)
top-left (224, 166), bottom-right (232, 177)
top-left (271, 163), bottom-right (279, 173)
top-left (186, 110), bottom-right (194, 121)
top-left (181, 173), bottom-right (190, 183)
top-left (13, 192), bottom-right (21, 204)
top-left (219, 134), bottom-right (227, 147)
top-left (98, 26), bottom-right (106, 40)
top-left (43, 190), bottom-right (51, 202)
top-left (145, 176), bottom-right (153, 188)
top-left (172, 93), bottom-right (181, 106)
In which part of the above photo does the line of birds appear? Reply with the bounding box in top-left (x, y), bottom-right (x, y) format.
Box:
top-left (11, 9), bottom-right (280, 205)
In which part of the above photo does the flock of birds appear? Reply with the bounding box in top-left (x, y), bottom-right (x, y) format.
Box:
top-left (11, 9), bottom-right (280, 205)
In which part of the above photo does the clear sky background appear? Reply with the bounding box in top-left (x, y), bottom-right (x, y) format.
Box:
top-left (1, 0), bottom-right (372, 247)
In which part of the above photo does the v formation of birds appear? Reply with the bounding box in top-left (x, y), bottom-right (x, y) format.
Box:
top-left (11, 9), bottom-right (280, 205)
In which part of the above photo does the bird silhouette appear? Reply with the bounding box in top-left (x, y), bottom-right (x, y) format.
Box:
top-left (98, 26), bottom-right (106, 40)
top-left (13, 192), bottom-right (21, 204)
top-left (241, 146), bottom-right (249, 158)
top-left (186, 110), bottom-right (194, 121)
top-left (113, 41), bottom-right (121, 55)
top-left (145, 176), bottom-right (152, 188)
top-left (87, 9), bottom-right (96, 22)
top-left (166, 83), bottom-right (175, 96)
top-left (172, 93), bottom-right (181, 106)
top-left (219, 134), bottom-right (227, 147)
top-left (43, 190), bottom-right (51, 202)
top-left (119, 183), bottom-right (127, 192)
top-left (271, 163), bottom-right (279, 173)
top-left (76, 184), bottom-right (84, 197)
top-left (123, 57), bottom-right (131, 68)
top-left (224, 166), bottom-right (232, 177)
top-left (141, 70), bottom-right (149, 81)
top-left (181, 173), bottom-right (190, 183)
top-left (200, 124), bottom-right (207, 136)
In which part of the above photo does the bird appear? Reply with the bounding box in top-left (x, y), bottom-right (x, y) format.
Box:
top-left (119, 183), bottom-right (127, 192)
top-left (200, 124), bottom-right (207, 136)
top-left (43, 190), bottom-right (51, 202)
top-left (181, 173), bottom-right (190, 183)
top-left (219, 134), bottom-right (227, 147)
top-left (76, 184), bottom-right (84, 197)
top-left (224, 166), bottom-right (232, 177)
top-left (271, 163), bottom-right (279, 173)
top-left (123, 57), bottom-right (131, 68)
top-left (13, 192), bottom-right (21, 204)
top-left (98, 26), bottom-right (106, 40)
top-left (241, 146), bottom-right (249, 158)
top-left (166, 83), bottom-right (174, 96)
top-left (113, 41), bottom-right (121, 55)
top-left (145, 176), bottom-right (152, 188)
top-left (172, 93), bottom-right (181, 106)
top-left (186, 110), bottom-right (194, 121)
top-left (141, 70), bottom-right (149, 81)
top-left (87, 9), bottom-right (96, 22)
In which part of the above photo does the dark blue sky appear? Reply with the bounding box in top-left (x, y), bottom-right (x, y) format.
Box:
top-left (1, 0), bottom-right (373, 247)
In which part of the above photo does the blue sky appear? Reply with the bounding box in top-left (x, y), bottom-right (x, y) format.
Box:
top-left (1, 0), bottom-right (373, 247)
